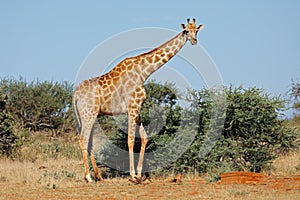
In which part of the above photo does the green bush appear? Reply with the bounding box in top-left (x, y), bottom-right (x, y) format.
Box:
top-left (0, 89), bottom-right (16, 156)
top-left (171, 86), bottom-right (297, 178)
top-left (0, 77), bottom-right (74, 135)
top-left (97, 83), bottom-right (298, 179)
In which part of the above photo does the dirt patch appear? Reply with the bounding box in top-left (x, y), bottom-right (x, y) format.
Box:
top-left (220, 172), bottom-right (267, 184)
top-left (265, 175), bottom-right (300, 191)
top-left (219, 171), bottom-right (300, 193)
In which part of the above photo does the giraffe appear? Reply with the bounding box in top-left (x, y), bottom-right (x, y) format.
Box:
top-left (73, 18), bottom-right (204, 183)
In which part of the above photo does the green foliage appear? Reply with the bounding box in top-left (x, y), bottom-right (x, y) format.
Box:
top-left (223, 87), bottom-right (290, 169)
top-left (290, 79), bottom-right (300, 113)
top-left (0, 77), bottom-right (74, 135)
top-left (98, 83), bottom-right (298, 179)
top-left (142, 81), bottom-right (182, 151)
top-left (170, 86), bottom-right (297, 177)
top-left (0, 89), bottom-right (16, 156)
top-left (162, 87), bottom-right (227, 174)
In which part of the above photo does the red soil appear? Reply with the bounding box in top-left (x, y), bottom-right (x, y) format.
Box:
top-left (219, 171), bottom-right (300, 191)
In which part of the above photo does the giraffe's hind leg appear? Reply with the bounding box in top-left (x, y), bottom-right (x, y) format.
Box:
top-left (78, 136), bottom-right (93, 183)
top-left (90, 152), bottom-right (103, 181)
top-left (78, 113), bottom-right (101, 183)
top-left (79, 137), bottom-right (103, 183)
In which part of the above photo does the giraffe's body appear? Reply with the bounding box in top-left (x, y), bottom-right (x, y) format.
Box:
top-left (73, 19), bottom-right (204, 183)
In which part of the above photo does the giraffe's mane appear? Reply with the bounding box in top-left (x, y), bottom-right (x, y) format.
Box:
top-left (132, 31), bottom-right (185, 59)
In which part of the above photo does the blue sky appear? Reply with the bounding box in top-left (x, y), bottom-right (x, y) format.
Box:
top-left (1, 0), bottom-right (300, 100)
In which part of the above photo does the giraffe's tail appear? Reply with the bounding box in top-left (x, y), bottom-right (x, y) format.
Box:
top-left (72, 92), bottom-right (82, 134)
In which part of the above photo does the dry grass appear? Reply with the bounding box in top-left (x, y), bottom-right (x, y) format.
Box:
top-left (271, 150), bottom-right (300, 176)
top-left (0, 157), bottom-right (83, 188)
top-left (0, 152), bottom-right (299, 199)
top-left (0, 131), bottom-right (299, 200)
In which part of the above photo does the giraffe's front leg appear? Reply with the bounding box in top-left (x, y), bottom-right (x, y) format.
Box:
top-left (136, 123), bottom-right (148, 178)
top-left (127, 85), bottom-right (147, 182)
top-left (127, 117), bottom-right (137, 179)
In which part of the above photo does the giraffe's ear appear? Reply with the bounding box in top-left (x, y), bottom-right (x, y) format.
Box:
top-left (181, 24), bottom-right (186, 29)
top-left (197, 24), bottom-right (204, 31)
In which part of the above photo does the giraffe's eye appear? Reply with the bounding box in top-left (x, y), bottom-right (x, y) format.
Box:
top-left (183, 30), bottom-right (189, 34)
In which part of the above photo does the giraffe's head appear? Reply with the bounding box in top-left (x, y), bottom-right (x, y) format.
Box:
top-left (181, 18), bottom-right (204, 45)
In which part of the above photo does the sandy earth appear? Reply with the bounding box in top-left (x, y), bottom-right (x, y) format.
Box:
top-left (1, 172), bottom-right (299, 200)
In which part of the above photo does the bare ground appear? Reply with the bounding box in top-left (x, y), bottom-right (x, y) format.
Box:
top-left (0, 157), bottom-right (299, 200)
top-left (0, 175), bottom-right (299, 200)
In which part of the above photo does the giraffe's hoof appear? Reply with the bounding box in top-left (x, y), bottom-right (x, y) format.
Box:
top-left (129, 176), bottom-right (152, 184)
top-left (95, 176), bottom-right (104, 182)
top-left (129, 177), bottom-right (140, 184)
top-left (84, 174), bottom-right (93, 183)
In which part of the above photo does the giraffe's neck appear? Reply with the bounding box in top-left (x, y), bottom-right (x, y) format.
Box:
top-left (134, 31), bottom-right (188, 82)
